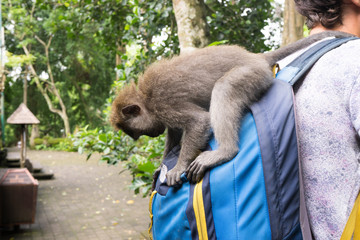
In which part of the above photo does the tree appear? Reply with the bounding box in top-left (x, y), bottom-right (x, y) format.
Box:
top-left (3, 0), bottom-right (118, 137)
top-left (4, 1), bottom-right (71, 135)
top-left (282, 0), bottom-right (305, 46)
top-left (26, 37), bottom-right (71, 136)
top-left (173, 0), bottom-right (276, 53)
top-left (172, 0), bottom-right (210, 53)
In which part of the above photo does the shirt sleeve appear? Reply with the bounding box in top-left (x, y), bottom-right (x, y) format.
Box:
top-left (350, 74), bottom-right (360, 136)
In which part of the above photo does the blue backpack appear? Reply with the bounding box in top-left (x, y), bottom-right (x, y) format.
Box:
top-left (149, 37), bottom-right (358, 240)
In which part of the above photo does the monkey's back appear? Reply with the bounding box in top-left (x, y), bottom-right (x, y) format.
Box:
top-left (138, 45), bottom-right (267, 112)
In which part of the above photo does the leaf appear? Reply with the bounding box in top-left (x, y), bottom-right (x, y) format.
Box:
top-left (208, 40), bottom-right (229, 46)
top-left (104, 147), bottom-right (111, 155)
top-left (137, 161), bottom-right (156, 173)
top-left (98, 133), bottom-right (107, 143)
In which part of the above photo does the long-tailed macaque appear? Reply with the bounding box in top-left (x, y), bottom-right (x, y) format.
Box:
top-left (110, 31), bottom-right (352, 186)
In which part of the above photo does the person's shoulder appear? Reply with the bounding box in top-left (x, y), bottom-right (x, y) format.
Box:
top-left (341, 37), bottom-right (360, 46)
top-left (277, 37), bottom-right (360, 69)
top-left (329, 38), bottom-right (360, 57)
top-left (316, 38), bottom-right (360, 80)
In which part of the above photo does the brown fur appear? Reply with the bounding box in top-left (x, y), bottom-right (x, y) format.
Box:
top-left (110, 31), bottom-right (353, 186)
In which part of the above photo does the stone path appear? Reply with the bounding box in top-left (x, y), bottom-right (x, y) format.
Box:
top-left (0, 149), bottom-right (151, 240)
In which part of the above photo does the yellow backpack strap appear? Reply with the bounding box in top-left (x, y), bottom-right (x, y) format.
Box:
top-left (354, 194), bottom-right (360, 240)
top-left (193, 179), bottom-right (209, 240)
top-left (340, 193), bottom-right (360, 240)
top-left (148, 190), bottom-right (157, 240)
top-left (272, 63), bottom-right (280, 78)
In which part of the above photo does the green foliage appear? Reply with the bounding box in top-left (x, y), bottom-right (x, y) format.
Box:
top-left (205, 0), bottom-right (275, 52)
top-left (5, 51), bottom-right (36, 67)
top-left (4, 125), bottom-right (18, 147)
top-left (33, 137), bottom-right (74, 151)
top-left (71, 126), bottom-right (164, 196)
top-left (3, 0), bottom-right (116, 137)
top-left (124, 136), bottom-right (164, 196)
top-left (303, 25), bottom-right (310, 37)
top-left (71, 126), bottom-right (135, 163)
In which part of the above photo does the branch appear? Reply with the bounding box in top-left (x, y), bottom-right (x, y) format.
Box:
top-left (34, 34), bottom-right (66, 111)
top-left (34, 34), bottom-right (53, 49)
top-left (22, 45), bottom-right (63, 116)
top-left (34, 35), bottom-right (46, 47)
top-left (30, 2), bottom-right (35, 22)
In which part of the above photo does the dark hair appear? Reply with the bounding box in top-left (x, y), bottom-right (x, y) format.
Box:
top-left (294, 0), bottom-right (343, 29)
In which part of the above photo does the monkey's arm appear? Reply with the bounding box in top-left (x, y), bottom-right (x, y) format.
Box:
top-left (163, 128), bottom-right (183, 157)
top-left (165, 107), bottom-right (211, 186)
top-left (151, 129), bottom-right (182, 190)
top-left (187, 63), bottom-right (273, 183)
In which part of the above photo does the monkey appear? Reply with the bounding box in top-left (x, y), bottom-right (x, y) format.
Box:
top-left (110, 31), bottom-right (353, 186)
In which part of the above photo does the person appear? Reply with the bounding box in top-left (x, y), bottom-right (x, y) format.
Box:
top-left (278, 1), bottom-right (360, 239)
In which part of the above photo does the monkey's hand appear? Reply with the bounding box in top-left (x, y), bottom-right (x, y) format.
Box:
top-left (166, 163), bottom-right (187, 186)
top-left (187, 150), bottom-right (236, 183)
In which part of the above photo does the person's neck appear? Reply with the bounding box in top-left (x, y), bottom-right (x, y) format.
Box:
top-left (310, 3), bottom-right (360, 37)
top-left (310, 24), bottom-right (360, 37)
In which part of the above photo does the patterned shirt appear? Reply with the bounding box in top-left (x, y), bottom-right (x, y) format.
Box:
top-left (279, 39), bottom-right (360, 240)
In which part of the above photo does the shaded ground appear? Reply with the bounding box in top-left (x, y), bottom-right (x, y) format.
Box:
top-left (0, 149), bottom-right (151, 240)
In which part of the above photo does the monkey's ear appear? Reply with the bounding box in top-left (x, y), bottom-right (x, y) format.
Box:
top-left (122, 105), bottom-right (141, 116)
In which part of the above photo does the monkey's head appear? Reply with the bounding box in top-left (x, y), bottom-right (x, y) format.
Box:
top-left (110, 84), bottom-right (166, 140)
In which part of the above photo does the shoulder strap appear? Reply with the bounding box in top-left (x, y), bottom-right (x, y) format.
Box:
top-left (276, 36), bottom-right (359, 85)
top-left (275, 35), bottom-right (358, 240)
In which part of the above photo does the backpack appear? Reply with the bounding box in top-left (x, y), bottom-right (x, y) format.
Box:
top-left (149, 36), bottom-right (358, 240)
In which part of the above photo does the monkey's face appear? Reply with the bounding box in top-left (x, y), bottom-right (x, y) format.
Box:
top-left (120, 124), bottom-right (165, 140)
top-left (116, 118), bottom-right (166, 140)
top-left (111, 104), bottom-right (166, 140)
top-left (116, 124), bottom-right (142, 140)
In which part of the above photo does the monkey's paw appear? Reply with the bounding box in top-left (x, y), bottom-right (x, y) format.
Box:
top-left (166, 164), bottom-right (186, 186)
top-left (187, 151), bottom-right (216, 183)
top-left (188, 149), bottom-right (237, 183)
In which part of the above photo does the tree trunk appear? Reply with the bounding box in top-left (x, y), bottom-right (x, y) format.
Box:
top-left (62, 112), bottom-right (70, 137)
top-left (23, 76), bottom-right (27, 105)
top-left (282, 0), bottom-right (305, 46)
top-left (20, 124), bottom-right (26, 168)
top-left (172, 0), bottom-right (210, 53)
top-left (29, 124), bottom-right (39, 148)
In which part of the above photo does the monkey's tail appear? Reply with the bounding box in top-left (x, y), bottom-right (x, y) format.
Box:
top-left (263, 30), bottom-right (355, 66)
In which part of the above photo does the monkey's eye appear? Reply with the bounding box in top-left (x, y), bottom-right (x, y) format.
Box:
top-left (116, 123), bottom-right (122, 129)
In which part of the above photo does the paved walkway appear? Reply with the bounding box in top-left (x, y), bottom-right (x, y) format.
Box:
top-left (0, 149), bottom-right (151, 240)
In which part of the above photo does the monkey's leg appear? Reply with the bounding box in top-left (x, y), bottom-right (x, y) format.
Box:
top-left (166, 109), bottom-right (211, 186)
top-left (187, 65), bottom-right (273, 182)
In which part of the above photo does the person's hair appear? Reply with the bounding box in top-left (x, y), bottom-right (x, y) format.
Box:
top-left (294, 0), bottom-right (343, 29)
